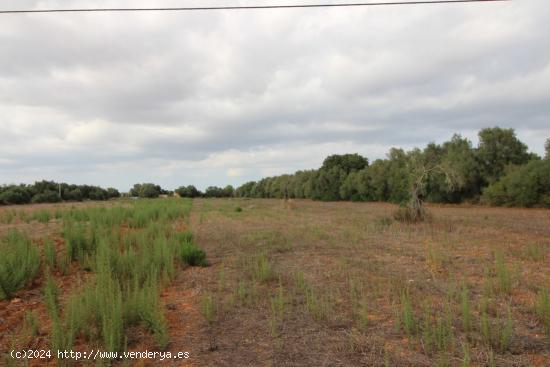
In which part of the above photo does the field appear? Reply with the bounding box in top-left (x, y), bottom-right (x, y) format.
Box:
top-left (1, 198), bottom-right (550, 366)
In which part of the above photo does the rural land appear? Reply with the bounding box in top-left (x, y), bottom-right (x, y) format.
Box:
top-left (1, 1), bottom-right (549, 366)
top-left (1, 128), bottom-right (550, 366)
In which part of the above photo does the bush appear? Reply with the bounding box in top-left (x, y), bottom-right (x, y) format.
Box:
top-left (31, 190), bottom-right (61, 204)
top-left (0, 186), bottom-right (32, 205)
top-left (63, 188), bottom-right (83, 201)
top-left (483, 159), bottom-right (550, 207)
top-left (179, 243), bottom-right (207, 266)
top-left (0, 230), bottom-right (41, 300)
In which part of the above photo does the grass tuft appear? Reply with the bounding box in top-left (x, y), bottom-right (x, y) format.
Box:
top-left (0, 230), bottom-right (40, 300)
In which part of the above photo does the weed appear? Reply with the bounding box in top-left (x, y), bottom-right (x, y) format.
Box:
top-left (269, 281), bottom-right (285, 337)
top-left (23, 310), bottom-right (40, 338)
top-left (515, 242), bottom-right (548, 262)
top-left (0, 230), bottom-right (41, 300)
top-left (218, 268), bottom-right (226, 291)
top-left (0, 210), bottom-right (16, 224)
top-left (250, 252), bottom-right (276, 283)
top-left (400, 291), bottom-right (416, 337)
top-left (460, 284), bottom-right (472, 333)
top-left (32, 210), bottom-right (51, 224)
top-left (43, 237), bottom-right (57, 270)
top-left (480, 298), bottom-right (514, 352)
top-left (494, 250), bottom-right (512, 294)
top-left (535, 288), bottom-right (550, 337)
top-left (461, 342), bottom-right (471, 367)
top-left (201, 294), bottom-right (217, 325)
top-left (349, 279), bottom-right (369, 331)
top-left (374, 216), bottom-right (393, 231)
top-left (178, 242), bottom-right (207, 266)
top-left (420, 303), bottom-right (454, 356)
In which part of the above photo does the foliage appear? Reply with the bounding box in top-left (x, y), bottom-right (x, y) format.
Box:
top-left (175, 185), bottom-right (202, 198)
top-left (0, 230), bottom-right (41, 300)
top-left (204, 185), bottom-right (234, 198)
top-left (234, 127), bottom-right (546, 208)
top-left (0, 180), bottom-right (115, 205)
top-left (482, 158), bottom-right (550, 207)
top-left (130, 183), bottom-right (164, 198)
top-left (476, 127), bottom-right (532, 184)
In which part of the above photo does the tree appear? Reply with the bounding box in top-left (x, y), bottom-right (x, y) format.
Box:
top-left (424, 135), bottom-right (482, 203)
top-left (175, 185), bottom-right (201, 198)
top-left (130, 183), bottom-right (161, 198)
top-left (235, 182), bottom-right (255, 197)
top-left (396, 149), bottom-right (460, 222)
top-left (0, 186), bottom-right (32, 205)
top-left (339, 168), bottom-right (372, 201)
top-left (31, 190), bottom-right (62, 203)
top-left (545, 138), bottom-right (550, 160)
top-left (64, 188), bottom-right (83, 201)
top-left (222, 185), bottom-right (235, 198)
top-left (321, 154), bottom-right (368, 174)
top-left (204, 186), bottom-right (224, 198)
top-left (482, 159), bottom-right (550, 208)
top-left (106, 188), bottom-right (121, 198)
top-left (476, 127), bottom-right (531, 183)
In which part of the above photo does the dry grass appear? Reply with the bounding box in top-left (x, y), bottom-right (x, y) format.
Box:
top-left (1, 199), bottom-right (550, 366)
top-left (178, 199), bottom-right (550, 366)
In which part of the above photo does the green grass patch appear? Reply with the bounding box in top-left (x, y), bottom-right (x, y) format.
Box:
top-left (0, 230), bottom-right (40, 300)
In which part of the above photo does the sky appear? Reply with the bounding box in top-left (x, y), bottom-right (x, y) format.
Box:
top-left (1, 0), bottom-right (549, 191)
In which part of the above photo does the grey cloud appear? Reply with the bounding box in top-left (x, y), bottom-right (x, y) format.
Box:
top-left (1, 0), bottom-right (549, 190)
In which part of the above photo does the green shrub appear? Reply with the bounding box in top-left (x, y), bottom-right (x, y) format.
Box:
top-left (483, 159), bottom-right (550, 207)
top-left (179, 243), bottom-right (207, 266)
top-left (31, 190), bottom-right (61, 204)
top-left (0, 230), bottom-right (40, 300)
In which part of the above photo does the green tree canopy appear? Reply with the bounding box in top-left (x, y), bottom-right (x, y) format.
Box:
top-left (476, 127), bottom-right (531, 183)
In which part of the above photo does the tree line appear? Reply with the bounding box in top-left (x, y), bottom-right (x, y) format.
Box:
top-left (130, 183), bottom-right (235, 199)
top-left (2, 128), bottom-right (548, 208)
top-left (0, 181), bottom-right (120, 205)
top-left (235, 128), bottom-right (550, 208)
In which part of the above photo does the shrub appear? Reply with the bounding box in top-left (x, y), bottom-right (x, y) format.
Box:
top-left (483, 159), bottom-right (550, 207)
top-left (0, 186), bottom-right (32, 205)
top-left (250, 252), bottom-right (276, 283)
top-left (31, 190), bottom-right (61, 204)
top-left (0, 230), bottom-right (41, 300)
top-left (179, 243), bottom-right (207, 266)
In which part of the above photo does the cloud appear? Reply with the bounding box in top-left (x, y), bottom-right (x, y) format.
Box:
top-left (1, 0), bottom-right (549, 190)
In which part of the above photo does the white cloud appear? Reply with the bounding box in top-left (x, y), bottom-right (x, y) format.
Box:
top-left (0, 0), bottom-right (549, 190)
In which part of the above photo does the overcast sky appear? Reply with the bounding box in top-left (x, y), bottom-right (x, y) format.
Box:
top-left (1, 0), bottom-right (549, 191)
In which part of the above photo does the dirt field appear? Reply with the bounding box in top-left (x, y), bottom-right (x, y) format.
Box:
top-left (1, 198), bottom-right (550, 366)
